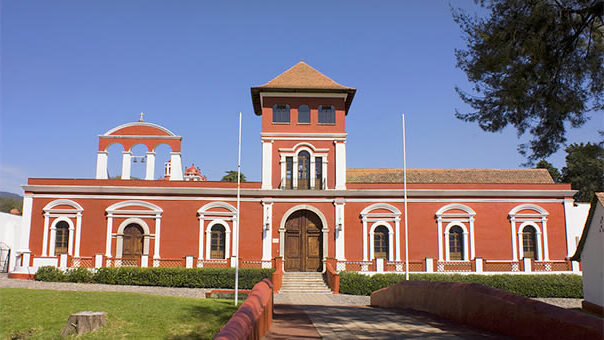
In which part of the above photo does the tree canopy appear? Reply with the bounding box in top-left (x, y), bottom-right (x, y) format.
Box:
top-left (536, 159), bottom-right (562, 182)
top-left (453, 0), bottom-right (603, 163)
top-left (221, 170), bottom-right (246, 182)
top-left (561, 142), bottom-right (603, 202)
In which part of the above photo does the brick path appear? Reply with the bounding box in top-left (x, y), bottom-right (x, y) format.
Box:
top-left (265, 293), bottom-right (509, 339)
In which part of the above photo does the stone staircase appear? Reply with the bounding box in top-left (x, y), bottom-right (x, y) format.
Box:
top-left (279, 272), bottom-right (332, 294)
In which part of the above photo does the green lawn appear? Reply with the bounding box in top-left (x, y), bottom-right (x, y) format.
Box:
top-left (0, 288), bottom-right (239, 339)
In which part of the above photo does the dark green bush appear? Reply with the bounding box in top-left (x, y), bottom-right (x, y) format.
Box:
top-left (36, 266), bottom-right (274, 289)
top-left (339, 272), bottom-right (583, 298)
top-left (35, 266), bottom-right (66, 282)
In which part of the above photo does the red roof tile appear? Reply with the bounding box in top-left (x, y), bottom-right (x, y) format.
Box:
top-left (346, 168), bottom-right (555, 184)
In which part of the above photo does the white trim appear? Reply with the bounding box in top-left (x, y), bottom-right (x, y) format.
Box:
top-left (509, 204), bottom-right (549, 216)
top-left (444, 222), bottom-right (469, 261)
top-left (360, 203), bottom-right (401, 215)
top-left (369, 222), bottom-right (394, 261)
top-left (197, 201), bottom-right (237, 214)
top-left (103, 121), bottom-right (177, 137)
top-left (43, 199), bottom-right (84, 211)
top-left (436, 203), bottom-right (476, 216)
top-left (115, 218), bottom-right (152, 258)
top-left (517, 222), bottom-right (543, 261)
top-left (509, 204), bottom-right (549, 261)
top-left (49, 217), bottom-right (75, 256)
top-left (205, 219), bottom-right (231, 260)
top-left (279, 144), bottom-right (328, 190)
top-left (107, 200), bottom-right (163, 213)
top-left (278, 205), bottom-right (329, 267)
top-left (260, 92), bottom-right (348, 99)
top-left (360, 203), bottom-right (401, 261)
top-left (278, 142), bottom-right (330, 153)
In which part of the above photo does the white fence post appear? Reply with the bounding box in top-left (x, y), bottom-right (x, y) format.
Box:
top-left (425, 258), bottom-right (434, 273)
top-left (475, 258), bottom-right (483, 273)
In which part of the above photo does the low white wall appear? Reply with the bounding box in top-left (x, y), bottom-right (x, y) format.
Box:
top-left (0, 212), bottom-right (23, 270)
top-left (565, 201), bottom-right (590, 257)
top-left (582, 203), bottom-right (603, 309)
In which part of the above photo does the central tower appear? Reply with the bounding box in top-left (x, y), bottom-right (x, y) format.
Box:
top-left (251, 62), bottom-right (356, 190)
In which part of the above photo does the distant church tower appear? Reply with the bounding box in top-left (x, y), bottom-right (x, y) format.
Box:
top-left (251, 62), bottom-right (356, 190)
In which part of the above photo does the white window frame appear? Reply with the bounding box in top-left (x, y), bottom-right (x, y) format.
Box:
top-left (517, 222), bottom-right (543, 261)
top-left (369, 222), bottom-right (394, 261)
top-left (435, 203), bottom-right (476, 262)
top-left (278, 143), bottom-right (328, 190)
top-left (197, 202), bottom-right (237, 261)
top-left (444, 222), bottom-right (469, 261)
top-left (360, 203), bottom-right (401, 261)
top-left (49, 217), bottom-right (74, 257)
top-left (508, 204), bottom-right (549, 261)
top-left (205, 219), bottom-right (231, 260)
top-left (42, 199), bottom-right (83, 257)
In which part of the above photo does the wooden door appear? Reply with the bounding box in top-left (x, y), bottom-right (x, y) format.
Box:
top-left (123, 224), bottom-right (143, 259)
top-left (284, 210), bottom-right (323, 272)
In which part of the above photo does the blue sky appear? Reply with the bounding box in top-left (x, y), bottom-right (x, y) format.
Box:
top-left (1, 1), bottom-right (601, 194)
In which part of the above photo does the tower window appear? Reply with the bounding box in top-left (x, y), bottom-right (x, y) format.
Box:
top-left (298, 151), bottom-right (310, 189)
top-left (285, 157), bottom-right (293, 189)
top-left (318, 105), bottom-right (335, 124)
top-left (273, 104), bottom-right (290, 123)
top-left (315, 157), bottom-right (323, 189)
top-left (298, 105), bottom-right (310, 123)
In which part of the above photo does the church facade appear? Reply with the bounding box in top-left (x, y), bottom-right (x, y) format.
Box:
top-left (11, 62), bottom-right (580, 277)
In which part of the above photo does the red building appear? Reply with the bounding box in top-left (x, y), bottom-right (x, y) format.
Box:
top-left (11, 62), bottom-right (579, 276)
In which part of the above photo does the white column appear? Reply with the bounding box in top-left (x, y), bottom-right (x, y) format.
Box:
top-left (94, 254), bottom-right (103, 268)
top-left (19, 195), bottom-right (34, 252)
top-left (262, 201), bottom-right (273, 261)
top-left (541, 217), bottom-right (549, 260)
top-left (74, 212), bottom-right (82, 257)
top-left (169, 152), bottom-right (183, 180)
top-left (362, 216), bottom-right (368, 261)
top-left (310, 157), bottom-right (316, 188)
top-left (153, 216), bottom-right (161, 259)
top-left (205, 229), bottom-right (212, 260)
top-left (322, 158), bottom-right (328, 189)
top-left (198, 215), bottom-right (204, 259)
top-left (335, 141), bottom-right (347, 190)
top-left (334, 200), bottom-right (346, 261)
top-left (261, 141), bottom-right (272, 189)
top-left (388, 230), bottom-right (394, 261)
top-left (293, 157), bottom-right (298, 188)
top-left (437, 217), bottom-right (443, 261)
top-left (280, 156), bottom-right (286, 188)
top-left (518, 230), bottom-right (524, 259)
top-left (49, 227), bottom-right (56, 256)
top-left (536, 231), bottom-right (543, 261)
top-left (121, 151), bottom-right (132, 180)
top-left (563, 198), bottom-right (576, 257)
top-left (469, 216), bottom-right (476, 260)
top-left (42, 213), bottom-right (50, 256)
top-left (67, 225), bottom-right (74, 256)
top-left (145, 152), bottom-right (156, 180)
top-left (510, 217), bottom-right (518, 261)
top-left (105, 215), bottom-right (113, 257)
top-left (96, 151), bottom-right (108, 179)
top-left (394, 217), bottom-right (401, 261)
top-left (475, 258), bottom-right (483, 273)
top-left (463, 231), bottom-right (469, 261)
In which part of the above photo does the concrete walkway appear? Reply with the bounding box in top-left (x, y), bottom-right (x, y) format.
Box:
top-left (265, 293), bottom-right (509, 339)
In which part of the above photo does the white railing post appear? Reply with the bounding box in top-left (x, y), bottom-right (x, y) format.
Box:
top-left (185, 256), bottom-right (193, 268)
top-left (141, 255), bottom-right (149, 268)
top-left (523, 258), bottom-right (532, 272)
top-left (475, 257), bottom-right (483, 273)
top-left (425, 258), bottom-right (434, 273)
top-left (94, 254), bottom-right (103, 268)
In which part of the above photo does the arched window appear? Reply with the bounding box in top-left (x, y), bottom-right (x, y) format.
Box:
top-left (54, 221), bottom-right (70, 255)
top-left (448, 226), bottom-right (464, 260)
top-left (273, 104), bottom-right (290, 123)
top-left (123, 224), bottom-right (144, 258)
top-left (298, 105), bottom-right (310, 123)
top-left (210, 224), bottom-right (226, 259)
top-left (297, 151), bottom-right (311, 189)
top-left (522, 225), bottom-right (537, 260)
top-left (318, 105), bottom-right (335, 124)
top-left (373, 226), bottom-right (389, 259)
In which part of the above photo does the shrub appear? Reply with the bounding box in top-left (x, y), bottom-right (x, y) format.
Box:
top-left (36, 266), bottom-right (274, 289)
top-left (339, 272), bottom-right (583, 298)
top-left (35, 266), bottom-right (66, 282)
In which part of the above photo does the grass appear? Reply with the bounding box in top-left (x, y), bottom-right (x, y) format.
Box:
top-left (0, 288), bottom-right (239, 339)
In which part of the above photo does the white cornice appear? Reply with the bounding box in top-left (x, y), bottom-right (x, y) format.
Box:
top-left (22, 184), bottom-right (576, 198)
top-left (261, 132), bottom-right (347, 137)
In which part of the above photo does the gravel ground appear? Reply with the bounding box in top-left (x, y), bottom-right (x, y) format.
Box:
top-left (0, 273), bottom-right (208, 298)
top-left (532, 297), bottom-right (583, 309)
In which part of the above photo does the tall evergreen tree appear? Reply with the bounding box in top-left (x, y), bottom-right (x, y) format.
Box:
top-left (562, 142), bottom-right (604, 202)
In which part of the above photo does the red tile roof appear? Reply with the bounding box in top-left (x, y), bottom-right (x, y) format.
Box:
top-left (347, 168), bottom-right (555, 184)
top-left (251, 62), bottom-right (356, 115)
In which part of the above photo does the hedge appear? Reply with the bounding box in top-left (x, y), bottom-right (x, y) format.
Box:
top-left (339, 272), bottom-right (583, 298)
top-left (35, 266), bottom-right (274, 289)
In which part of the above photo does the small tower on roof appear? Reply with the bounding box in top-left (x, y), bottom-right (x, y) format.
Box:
top-left (251, 62), bottom-right (356, 191)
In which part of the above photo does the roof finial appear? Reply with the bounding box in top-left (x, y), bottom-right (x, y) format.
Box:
top-left (139, 112), bottom-right (144, 122)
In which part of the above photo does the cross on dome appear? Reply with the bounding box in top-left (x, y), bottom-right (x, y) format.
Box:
top-left (139, 112), bottom-right (144, 122)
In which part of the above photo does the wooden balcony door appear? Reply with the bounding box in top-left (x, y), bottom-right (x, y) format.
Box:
top-left (284, 210), bottom-right (323, 272)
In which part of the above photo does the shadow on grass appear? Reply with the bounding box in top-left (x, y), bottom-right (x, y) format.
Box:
top-left (168, 300), bottom-right (239, 340)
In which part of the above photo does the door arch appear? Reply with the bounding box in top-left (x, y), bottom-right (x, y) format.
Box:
top-left (284, 210), bottom-right (323, 272)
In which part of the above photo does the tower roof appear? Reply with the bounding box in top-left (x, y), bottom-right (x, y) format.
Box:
top-left (251, 61), bottom-right (356, 115)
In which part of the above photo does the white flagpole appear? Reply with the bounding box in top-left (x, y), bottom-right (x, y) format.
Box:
top-left (403, 114), bottom-right (409, 281)
top-left (235, 112), bottom-right (242, 305)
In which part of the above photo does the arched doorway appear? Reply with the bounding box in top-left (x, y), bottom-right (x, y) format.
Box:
top-left (284, 210), bottom-right (323, 272)
top-left (123, 224), bottom-right (144, 259)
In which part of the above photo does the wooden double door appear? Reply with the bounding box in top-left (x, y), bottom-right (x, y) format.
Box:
top-left (284, 210), bottom-right (323, 272)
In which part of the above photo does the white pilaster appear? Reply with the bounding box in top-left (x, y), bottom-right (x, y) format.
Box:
top-left (169, 152), bottom-right (183, 180)
top-left (310, 158), bottom-right (316, 188)
top-left (121, 151), bottom-right (132, 180)
top-left (362, 216), bottom-right (368, 261)
top-left (19, 195), bottom-right (33, 252)
top-left (96, 151), bottom-right (108, 179)
top-left (541, 217), bottom-right (549, 260)
top-left (475, 258), bottom-right (483, 273)
top-left (74, 212), bottom-right (82, 257)
top-left (335, 141), bottom-right (346, 190)
top-left (262, 200), bottom-right (273, 261)
top-left (261, 141), bottom-right (272, 189)
top-left (145, 152), bottom-right (156, 180)
top-left (322, 158), bottom-right (328, 189)
top-left (280, 156), bottom-right (286, 188)
top-left (510, 217), bottom-right (518, 261)
top-left (42, 213), bottom-right (50, 256)
top-left (49, 226), bottom-right (56, 256)
top-left (536, 231), bottom-right (543, 261)
top-left (105, 215), bottom-right (113, 257)
top-left (293, 157), bottom-right (298, 188)
top-left (437, 217), bottom-right (443, 261)
top-left (153, 216), bottom-right (161, 259)
top-left (334, 200), bottom-right (346, 261)
top-left (469, 216), bottom-right (476, 260)
top-left (463, 231), bottom-right (469, 261)
top-left (67, 224), bottom-right (74, 256)
top-left (395, 217), bottom-right (401, 261)
top-left (198, 215), bottom-right (204, 259)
